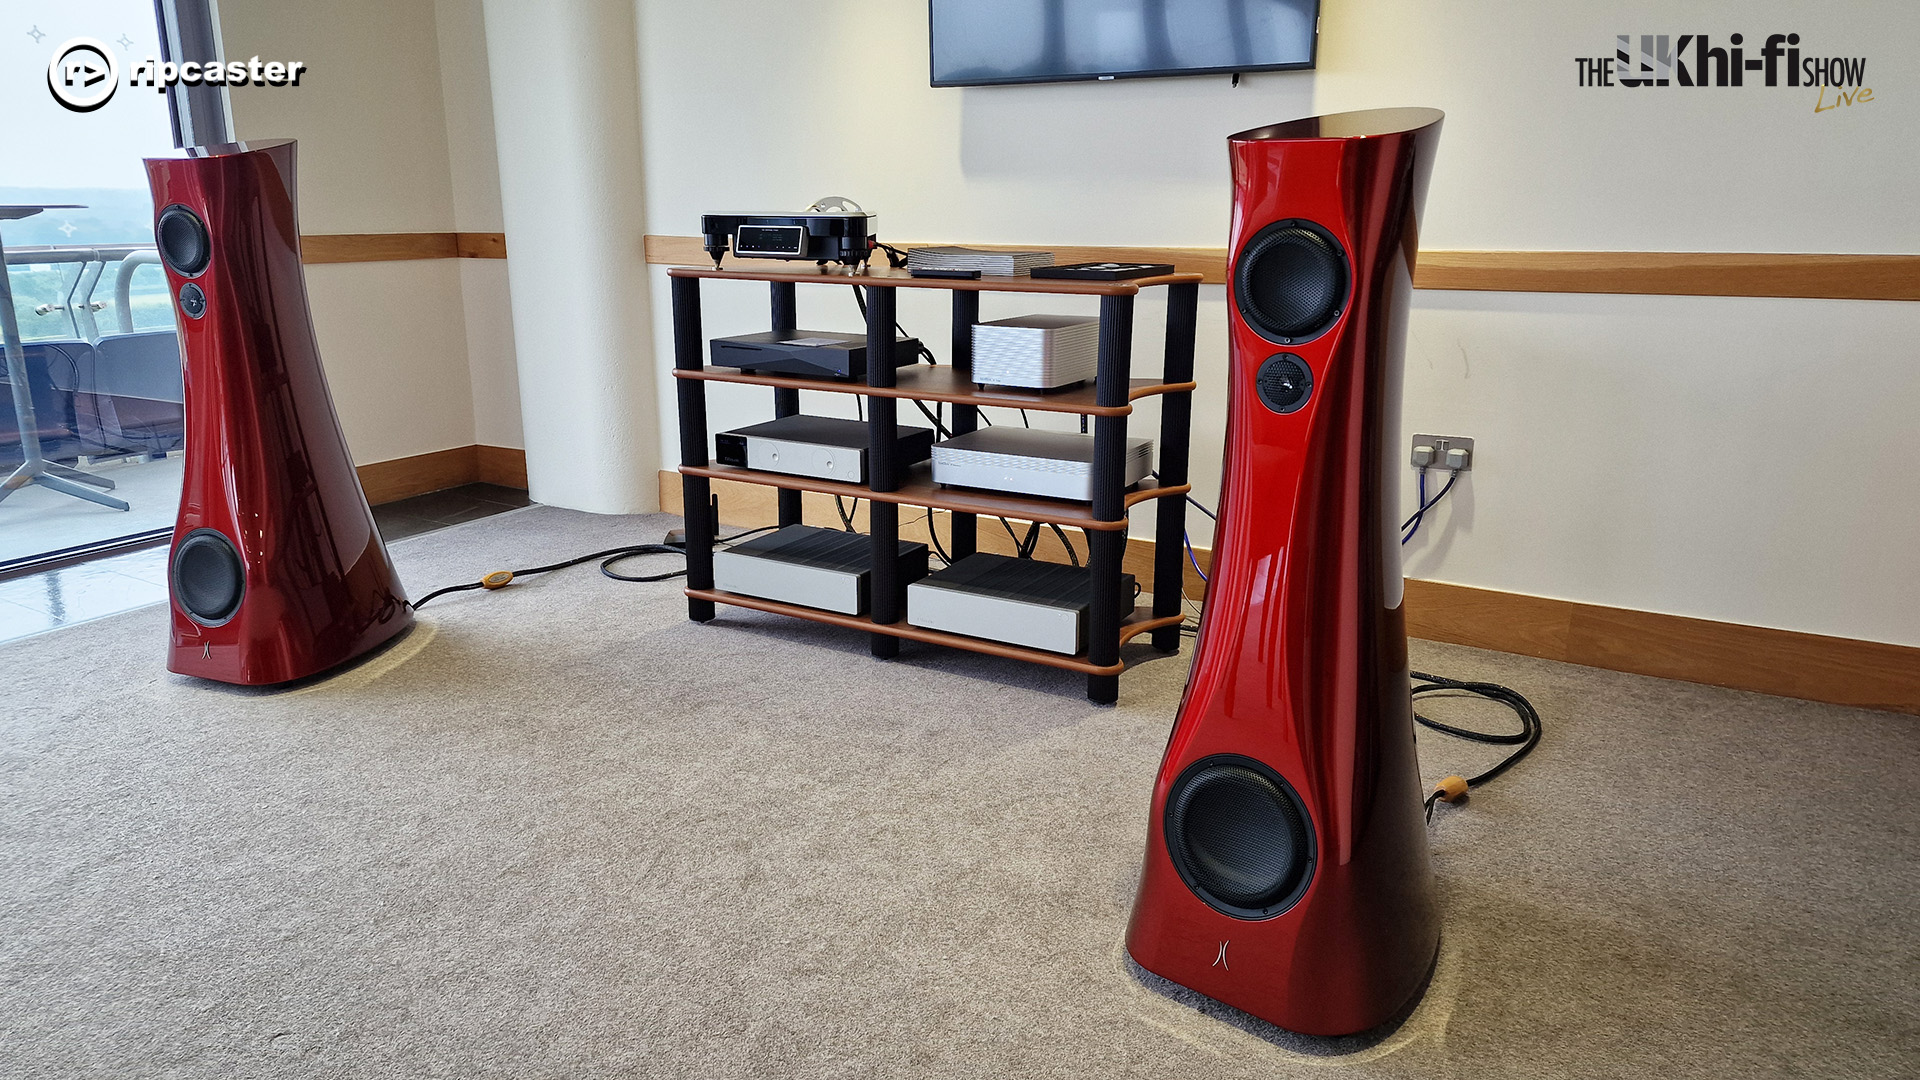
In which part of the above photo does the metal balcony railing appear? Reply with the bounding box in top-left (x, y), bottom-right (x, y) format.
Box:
top-left (5, 244), bottom-right (169, 341)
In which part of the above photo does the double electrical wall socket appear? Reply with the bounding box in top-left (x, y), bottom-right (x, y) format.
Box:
top-left (1410, 434), bottom-right (1474, 471)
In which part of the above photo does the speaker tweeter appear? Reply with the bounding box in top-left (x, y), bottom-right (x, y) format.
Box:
top-left (1255, 353), bottom-right (1312, 414)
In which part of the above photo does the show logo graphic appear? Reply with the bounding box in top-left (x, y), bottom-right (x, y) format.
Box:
top-left (48, 37), bottom-right (306, 113)
top-left (1576, 33), bottom-right (1873, 112)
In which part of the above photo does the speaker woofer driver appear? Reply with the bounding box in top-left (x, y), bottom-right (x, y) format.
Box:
top-left (171, 529), bottom-right (245, 626)
top-left (1233, 219), bottom-right (1349, 345)
top-left (156, 204), bottom-right (211, 277)
top-left (1164, 754), bottom-right (1316, 920)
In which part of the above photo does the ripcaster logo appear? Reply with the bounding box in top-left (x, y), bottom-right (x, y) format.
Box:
top-left (1575, 33), bottom-right (1872, 112)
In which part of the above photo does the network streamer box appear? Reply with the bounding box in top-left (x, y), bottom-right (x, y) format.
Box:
top-left (712, 525), bottom-right (928, 616)
top-left (971, 314), bottom-right (1101, 389)
top-left (710, 330), bottom-right (919, 380)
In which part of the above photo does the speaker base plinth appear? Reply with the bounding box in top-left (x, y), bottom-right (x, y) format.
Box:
top-left (1124, 934), bottom-right (1441, 1041)
top-left (167, 611), bottom-right (414, 687)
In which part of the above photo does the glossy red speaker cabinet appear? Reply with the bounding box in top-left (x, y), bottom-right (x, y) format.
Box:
top-left (146, 139), bottom-right (411, 685)
top-left (1125, 109), bottom-right (1444, 1037)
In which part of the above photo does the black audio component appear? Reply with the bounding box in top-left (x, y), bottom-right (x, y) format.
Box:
top-left (710, 329), bottom-right (920, 381)
top-left (700, 211), bottom-right (878, 266)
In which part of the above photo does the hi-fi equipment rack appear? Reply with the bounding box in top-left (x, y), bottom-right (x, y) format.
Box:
top-left (669, 261), bottom-right (1202, 703)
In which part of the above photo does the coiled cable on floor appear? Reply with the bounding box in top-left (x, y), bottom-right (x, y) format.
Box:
top-left (1414, 669), bottom-right (1542, 823)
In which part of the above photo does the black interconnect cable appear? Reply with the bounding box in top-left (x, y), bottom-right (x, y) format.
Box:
top-left (1019, 521), bottom-right (1042, 558)
top-left (1413, 669), bottom-right (1542, 823)
top-left (999, 516), bottom-right (1026, 553)
top-left (921, 510), bottom-right (952, 566)
top-left (978, 407), bottom-right (1034, 428)
top-left (1048, 522), bottom-right (1080, 567)
top-left (835, 495), bottom-right (860, 532)
top-left (408, 525), bottom-right (781, 610)
top-left (850, 284), bottom-right (939, 364)
top-left (912, 398), bottom-right (953, 438)
top-left (1150, 473), bottom-right (1218, 525)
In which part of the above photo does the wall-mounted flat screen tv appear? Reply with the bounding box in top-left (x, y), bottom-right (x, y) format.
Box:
top-left (929, 0), bottom-right (1319, 87)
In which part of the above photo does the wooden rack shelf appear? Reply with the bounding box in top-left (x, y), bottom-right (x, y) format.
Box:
top-left (680, 462), bottom-right (1187, 531)
top-left (667, 259), bottom-right (1200, 703)
top-left (674, 364), bottom-right (1195, 418)
top-left (686, 589), bottom-right (1186, 677)
top-left (668, 261), bottom-right (1202, 296)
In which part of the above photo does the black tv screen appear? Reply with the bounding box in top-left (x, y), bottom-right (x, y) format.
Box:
top-left (929, 0), bottom-right (1319, 87)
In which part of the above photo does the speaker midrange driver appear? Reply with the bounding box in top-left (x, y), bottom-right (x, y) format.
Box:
top-left (1232, 219), bottom-right (1348, 346)
top-left (155, 204), bottom-right (210, 276)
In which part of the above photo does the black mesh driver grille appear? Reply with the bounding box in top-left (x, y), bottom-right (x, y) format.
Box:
top-left (172, 531), bottom-right (243, 624)
top-left (1165, 756), bottom-right (1315, 919)
top-left (157, 205), bottom-right (210, 276)
top-left (1233, 221), bottom-right (1348, 345)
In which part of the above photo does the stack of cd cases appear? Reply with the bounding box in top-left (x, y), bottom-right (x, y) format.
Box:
top-left (906, 246), bottom-right (1054, 276)
top-left (971, 315), bottom-right (1101, 389)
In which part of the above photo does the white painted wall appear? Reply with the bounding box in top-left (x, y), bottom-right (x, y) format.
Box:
top-left (220, 0), bottom-right (519, 462)
top-left (636, 0), bottom-right (1920, 647)
top-left (221, 0), bottom-right (458, 234)
top-left (435, 0), bottom-right (522, 451)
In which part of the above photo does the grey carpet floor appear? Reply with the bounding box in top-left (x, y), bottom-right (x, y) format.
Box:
top-left (2, 506), bottom-right (1915, 1079)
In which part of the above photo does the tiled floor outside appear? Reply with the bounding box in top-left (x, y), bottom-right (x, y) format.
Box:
top-left (0, 483), bottom-right (530, 647)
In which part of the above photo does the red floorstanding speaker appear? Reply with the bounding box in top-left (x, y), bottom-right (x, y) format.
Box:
top-left (146, 139), bottom-right (411, 685)
top-left (1124, 108), bottom-right (1445, 1036)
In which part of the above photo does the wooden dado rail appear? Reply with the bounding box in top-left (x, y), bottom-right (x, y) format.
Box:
top-left (301, 232), bottom-right (506, 263)
top-left (639, 235), bottom-right (1920, 302)
top-left (297, 231), bottom-right (1919, 301)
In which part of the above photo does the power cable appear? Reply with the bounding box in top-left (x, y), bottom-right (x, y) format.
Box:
top-left (1414, 670), bottom-right (1542, 823)
top-left (408, 525), bottom-right (781, 610)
